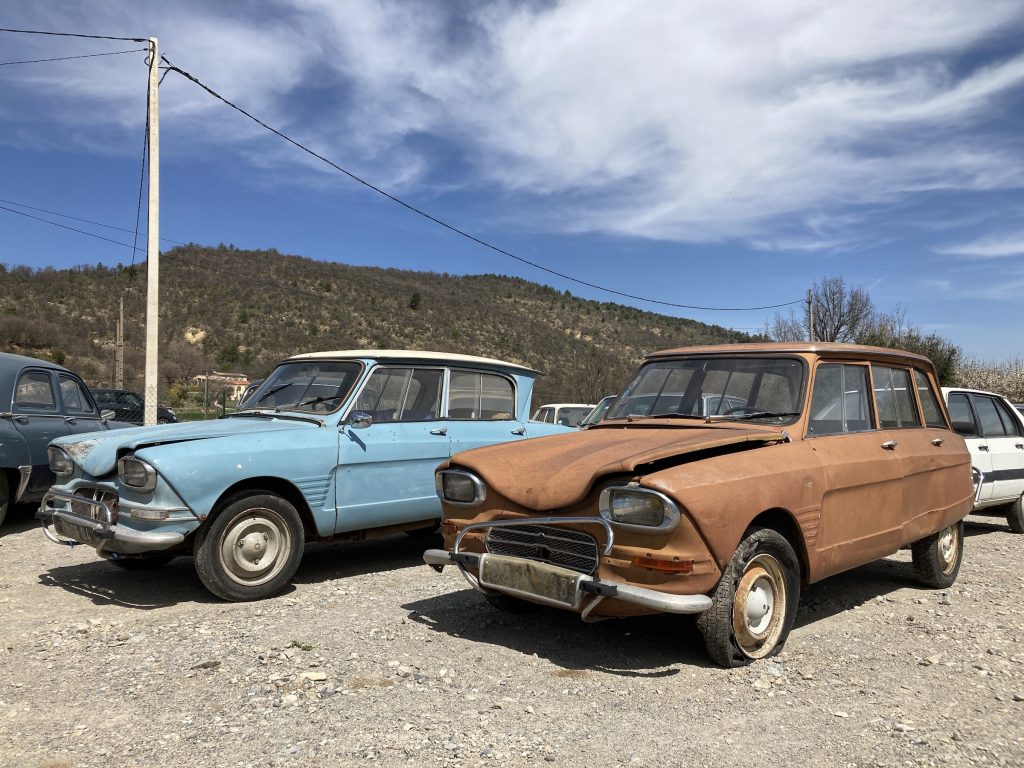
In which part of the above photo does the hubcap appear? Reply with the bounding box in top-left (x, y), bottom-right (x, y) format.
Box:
top-left (732, 553), bottom-right (787, 659)
top-left (937, 525), bottom-right (959, 575)
top-left (219, 508), bottom-right (291, 587)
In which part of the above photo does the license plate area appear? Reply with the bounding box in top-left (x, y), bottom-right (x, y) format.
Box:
top-left (478, 554), bottom-right (583, 609)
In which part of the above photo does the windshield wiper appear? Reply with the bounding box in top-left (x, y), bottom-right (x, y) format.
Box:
top-left (707, 411), bottom-right (801, 421)
top-left (250, 383), bottom-right (292, 406)
top-left (294, 396), bottom-right (336, 408)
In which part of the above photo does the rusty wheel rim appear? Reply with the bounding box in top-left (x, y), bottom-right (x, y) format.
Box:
top-left (937, 525), bottom-right (960, 576)
top-left (732, 553), bottom-right (787, 659)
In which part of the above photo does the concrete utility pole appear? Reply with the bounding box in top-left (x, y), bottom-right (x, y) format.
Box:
top-left (115, 296), bottom-right (124, 388)
top-left (806, 288), bottom-right (815, 343)
top-left (143, 37), bottom-right (160, 425)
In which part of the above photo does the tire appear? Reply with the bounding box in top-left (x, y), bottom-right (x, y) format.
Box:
top-left (1006, 495), bottom-right (1024, 534)
top-left (0, 472), bottom-right (9, 528)
top-left (697, 527), bottom-right (801, 668)
top-left (911, 521), bottom-right (963, 588)
top-left (193, 493), bottom-right (305, 601)
top-left (483, 591), bottom-right (539, 614)
top-left (108, 552), bottom-right (175, 570)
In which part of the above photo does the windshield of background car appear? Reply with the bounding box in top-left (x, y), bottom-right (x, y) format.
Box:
top-left (243, 361), bottom-right (362, 413)
top-left (605, 356), bottom-right (806, 424)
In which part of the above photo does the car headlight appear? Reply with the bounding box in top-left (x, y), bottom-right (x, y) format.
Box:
top-left (48, 446), bottom-right (74, 477)
top-left (118, 455), bottom-right (157, 492)
top-left (599, 485), bottom-right (680, 532)
top-left (435, 469), bottom-right (486, 507)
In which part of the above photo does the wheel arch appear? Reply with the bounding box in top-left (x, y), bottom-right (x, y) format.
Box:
top-left (746, 507), bottom-right (808, 583)
top-left (210, 477), bottom-right (319, 539)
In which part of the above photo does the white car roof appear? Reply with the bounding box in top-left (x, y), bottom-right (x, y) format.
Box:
top-left (286, 349), bottom-right (538, 374)
top-left (537, 403), bottom-right (596, 409)
top-left (941, 386), bottom-right (1011, 400)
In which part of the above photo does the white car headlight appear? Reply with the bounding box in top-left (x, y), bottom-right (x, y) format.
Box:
top-left (118, 455), bottom-right (157, 492)
top-left (599, 486), bottom-right (680, 532)
top-left (435, 469), bottom-right (486, 507)
top-left (48, 446), bottom-right (74, 477)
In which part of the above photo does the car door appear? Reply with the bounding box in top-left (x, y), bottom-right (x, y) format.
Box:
top-left (10, 368), bottom-right (70, 494)
top-left (947, 392), bottom-right (992, 503)
top-left (970, 394), bottom-right (1024, 503)
top-left (806, 362), bottom-right (904, 576)
top-left (446, 369), bottom-right (528, 456)
top-left (335, 366), bottom-right (450, 532)
top-left (57, 374), bottom-right (108, 436)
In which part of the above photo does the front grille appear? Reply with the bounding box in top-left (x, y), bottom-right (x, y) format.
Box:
top-left (69, 488), bottom-right (119, 524)
top-left (485, 524), bottom-right (599, 575)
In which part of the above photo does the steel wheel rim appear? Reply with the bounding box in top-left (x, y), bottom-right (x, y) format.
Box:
top-left (219, 507), bottom-right (291, 587)
top-left (732, 553), bottom-right (787, 659)
top-left (937, 525), bottom-right (959, 576)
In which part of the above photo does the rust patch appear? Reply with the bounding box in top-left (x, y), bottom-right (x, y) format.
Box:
top-left (64, 440), bottom-right (99, 460)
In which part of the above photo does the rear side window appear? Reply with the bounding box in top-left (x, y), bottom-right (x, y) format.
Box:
top-left (913, 370), bottom-right (947, 429)
top-left (972, 396), bottom-right (1008, 438)
top-left (450, 371), bottom-right (515, 420)
top-left (808, 363), bottom-right (873, 435)
top-left (993, 398), bottom-right (1023, 437)
top-left (873, 366), bottom-right (921, 428)
top-left (14, 370), bottom-right (57, 412)
top-left (357, 367), bottom-right (442, 422)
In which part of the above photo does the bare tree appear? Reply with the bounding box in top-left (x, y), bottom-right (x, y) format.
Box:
top-left (766, 276), bottom-right (875, 343)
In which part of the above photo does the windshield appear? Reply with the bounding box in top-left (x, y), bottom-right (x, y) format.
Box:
top-left (605, 356), bottom-right (806, 425)
top-left (580, 395), bottom-right (616, 427)
top-left (241, 361), bottom-right (362, 413)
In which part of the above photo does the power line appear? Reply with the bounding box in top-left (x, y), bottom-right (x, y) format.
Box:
top-left (160, 56), bottom-right (802, 313)
top-left (0, 28), bottom-right (147, 43)
top-left (0, 198), bottom-right (185, 245)
top-left (0, 204), bottom-right (141, 252)
top-left (0, 47), bottom-right (146, 66)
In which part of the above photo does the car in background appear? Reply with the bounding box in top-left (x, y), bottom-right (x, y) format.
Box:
top-left (943, 387), bottom-right (1024, 533)
top-left (578, 395), bottom-right (617, 429)
top-left (1016, 403), bottom-right (1024, 418)
top-left (0, 352), bottom-right (130, 527)
top-left (426, 343), bottom-right (973, 667)
top-left (531, 402), bottom-right (596, 427)
top-left (38, 350), bottom-right (574, 600)
top-left (91, 388), bottom-right (177, 425)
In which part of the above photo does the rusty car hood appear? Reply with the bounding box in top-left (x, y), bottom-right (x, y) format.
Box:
top-left (54, 415), bottom-right (319, 477)
top-left (451, 423), bottom-right (785, 510)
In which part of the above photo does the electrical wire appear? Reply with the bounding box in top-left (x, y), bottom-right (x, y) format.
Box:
top-left (160, 56), bottom-right (802, 313)
top-left (0, 204), bottom-right (141, 252)
top-left (0, 47), bottom-right (147, 66)
top-left (0, 197), bottom-right (185, 245)
top-left (0, 28), bottom-right (147, 43)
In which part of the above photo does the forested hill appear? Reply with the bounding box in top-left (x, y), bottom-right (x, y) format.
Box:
top-left (0, 245), bottom-right (754, 403)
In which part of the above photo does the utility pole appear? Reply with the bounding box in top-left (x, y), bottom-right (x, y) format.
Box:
top-left (115, 296), bottom-right (124, 388)
top-left (143, 36), bottom-right (160, 425)
top-left (806, 288), bottom-right (815, 343)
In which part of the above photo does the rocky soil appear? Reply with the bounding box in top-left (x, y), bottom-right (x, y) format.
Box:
top-left (1, 503), bottom-right (1022, 768)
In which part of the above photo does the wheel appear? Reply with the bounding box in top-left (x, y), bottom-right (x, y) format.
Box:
top-left (193, 493), bottom-right (304, 601)
top-left (911, 521), bottom-right (963, 588)
top-left (0, 472), bottom-right (9, 528)
top-left (1007, 495), bottom-right (1024, 534)
top-left (157, 418), bottom-right (169, 424)
top-left (404, 522), bottom-right (440, 540)
top-left (108, 552), bottom-right (175, 570)
top-left (697, 527), bottom-right (801, 668)
top-left (483, 591), bottom-right (539, 614)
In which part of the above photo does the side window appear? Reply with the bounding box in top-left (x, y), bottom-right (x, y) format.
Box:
top-left (872, 365), bottom-right (921, 428)
top-left (14, 370), bottom-right (57, 412)
top-left (913, 370), bottom-right (947, 429)
top-left (971, 396), bottom-right (1008, 438)
top-left (59, 376), bottom-right (96, 415)
top-left (808, 363), bottom-right (872, 435)
top-left (449, 371), bottom-right (515, 420)
top-left (993, 398), bottom-right (1023, 438)
top-left (947, 393), bottom-right (978, 436)
top-left (357, 368), bottom-right (442, 422)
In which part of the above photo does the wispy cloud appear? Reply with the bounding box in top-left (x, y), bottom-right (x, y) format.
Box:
top-left (935, 232), bottom-right (1024, 258)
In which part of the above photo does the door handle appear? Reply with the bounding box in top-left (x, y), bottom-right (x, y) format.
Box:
top-left (64, 416), bottom-right (77, 425)
top-left (429, 427), bottom-right (448, 436)
top-left (881, 440), bottom-right (898, 450)
top-left (1016, 443), bottom-right (1024, 449)
top-left (978, 445), bottom-right (989, 452)
top-left (510, 426), bottom-right (526, 436)
top-left (931, 437), bottom-right (944, 446)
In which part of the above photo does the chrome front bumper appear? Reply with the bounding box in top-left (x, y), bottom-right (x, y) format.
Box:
top-left (37, 489), bottom-right (185, 552)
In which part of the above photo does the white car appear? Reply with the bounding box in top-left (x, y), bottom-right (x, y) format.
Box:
top-left (530, 403), bottom-right (596, 427)
top-left (943, 387), bottom-right (1024, 533)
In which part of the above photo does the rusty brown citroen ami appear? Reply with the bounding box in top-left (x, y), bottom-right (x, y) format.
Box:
top-left (424, 343), bottom-right (974, 667)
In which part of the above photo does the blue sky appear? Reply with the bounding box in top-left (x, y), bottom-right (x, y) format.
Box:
top-left (2, 1), bottom-right (1024, 359)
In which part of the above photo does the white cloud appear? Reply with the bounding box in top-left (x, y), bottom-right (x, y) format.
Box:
top-left (3, 0), bottom-right (1024, 243)
top-left (935, 232), bottom-right (1024, 258)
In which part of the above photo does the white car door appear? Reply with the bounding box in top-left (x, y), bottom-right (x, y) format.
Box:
top-left (970, 394), bottom-right (1024, 502)
top-left (946, 392), bottom-right (994, 503)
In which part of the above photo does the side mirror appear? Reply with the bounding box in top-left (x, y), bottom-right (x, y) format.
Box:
top-left (100, 409), bottom-right (116, 421)
top-left (347, 411), bottom-right (373, 429)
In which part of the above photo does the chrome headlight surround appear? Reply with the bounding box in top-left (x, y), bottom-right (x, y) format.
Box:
top-left (435, 469), bottom-right (486, 507)
top-left (599, 485), bottom-right (681, 533)
top-left (48, 446), bottom-right (74, 478)
top-left (117, 455), bottom-right (157, 493)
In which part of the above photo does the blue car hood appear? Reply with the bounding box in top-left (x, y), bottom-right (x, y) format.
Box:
top-left (54, 415), bottom-right (321, 477)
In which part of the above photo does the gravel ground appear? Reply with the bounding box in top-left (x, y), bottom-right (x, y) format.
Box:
top-left (1, 503), bottom-right (1022, 768)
